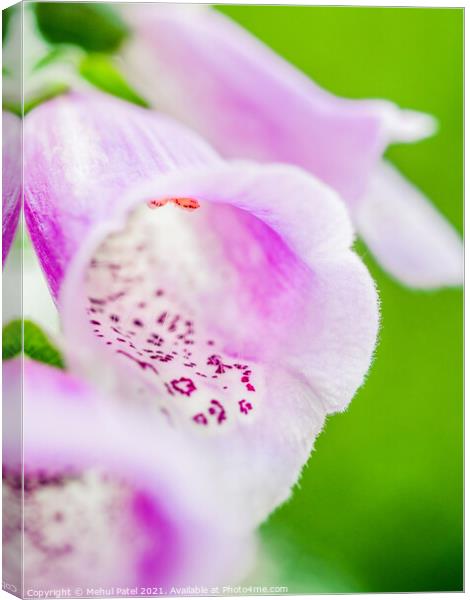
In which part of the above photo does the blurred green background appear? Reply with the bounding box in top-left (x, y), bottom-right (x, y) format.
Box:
top-left (216, 6), bottom-right (463, 593)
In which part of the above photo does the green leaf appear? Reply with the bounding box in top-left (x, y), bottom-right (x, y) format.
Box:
top-left (34, 2), bottom-right (129, 53)
top-left (2, 4), bottom-right (17, 45)
top-left (3, 319), bottom-right (65, 369)
top-left (2, 320), bottom-right (22, 361)
top-left (79, 53), bottom-right (149, 108)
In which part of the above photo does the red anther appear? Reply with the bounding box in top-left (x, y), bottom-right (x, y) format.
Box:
top-left (172, 197), bottom-right (200, 211)
top-left (147, 197), bottom-right (200, 211)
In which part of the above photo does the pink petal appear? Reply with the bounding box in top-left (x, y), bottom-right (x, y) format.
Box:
top-left (121, 5), bottom-right (435, 204)
top-left (3, 358), bottom-right (255, 590)
top-left (355, 161), bottom-right (463, 288)
top-left (2, 111), bottom-right (21, 266)
top-left (25, 92), bottom-right (378, 527)
top-left (24, 91), bottom-right (220, 299)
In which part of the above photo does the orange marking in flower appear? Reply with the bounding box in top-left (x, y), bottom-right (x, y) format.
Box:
top-left (172, 197), bottom-right (200, 211)
top-left (147, 198), bottom-right (169, 209)
top-left (147, 197), bottom-right (200, 211)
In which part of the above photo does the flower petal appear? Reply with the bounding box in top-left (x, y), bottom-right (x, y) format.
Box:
top-left (25, 92), bottom-right (379, 527)
top-left (120, 5), bottom-right (435, 204)
top-left (3, 358), bottom-right (255, 590)
top-left (2, 111), bottom-right (21, 266)
top-left (24, 91), bottom-right (219, 299)
top-left (59, 173), bottom-right (377, 528)
top-left (355, 161), bottom-right (463, 288)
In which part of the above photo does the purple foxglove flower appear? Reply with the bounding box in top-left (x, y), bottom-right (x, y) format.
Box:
top-left (2, 111), bottom-right (21, 266)
top-left (24, 91), bottom-right (379, 528)
top-left (121, 5), bottom-right (462, 289)
top-left (3, 357), bottom-right (254, 590)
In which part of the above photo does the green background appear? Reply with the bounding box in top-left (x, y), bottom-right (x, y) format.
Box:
top-left (217, 6), bottom-right (463, 593)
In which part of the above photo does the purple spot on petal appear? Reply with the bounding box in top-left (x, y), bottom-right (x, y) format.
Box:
top-left (171, 377), bottom-right (196, 397)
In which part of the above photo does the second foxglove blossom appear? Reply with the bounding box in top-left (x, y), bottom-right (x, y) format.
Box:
top-left (121, 4), bottom-right (463, 289)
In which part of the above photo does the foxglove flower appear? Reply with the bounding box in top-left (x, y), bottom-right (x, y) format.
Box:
top-left (2, 111), bottom-right (21, 266)
top-left (3, 357), bottom-right (254, 589)
top-left (24, 92), bottom-right (379, 528)
top-left (121, 5), bottom-right (463, 289)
